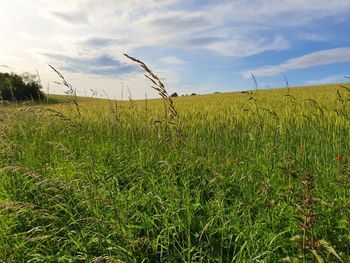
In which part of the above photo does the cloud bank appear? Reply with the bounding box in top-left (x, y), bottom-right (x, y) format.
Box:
top-left (244, 48), bottom-right (350, 78)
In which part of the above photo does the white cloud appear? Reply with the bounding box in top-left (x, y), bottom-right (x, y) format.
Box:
top-left (2, 1), bottom-right (350, 54)
top-left (211, 0), bottom-right (350, 26)
top-left (207, 35), bottom-right (289, 57)
top-left (298, 33), bottom-right (329, 42)
top-left (160, 56), bottom-right (187, 64)
top-left (306, 74), bottom-right (350, 85)
top-left (244, 47), bottom-right (350, 78)
top-left (2, 1), bottom-right (349, 61)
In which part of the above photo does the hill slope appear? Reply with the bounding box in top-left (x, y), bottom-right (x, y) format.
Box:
top-left (0, 82), bottom-right (349, 262)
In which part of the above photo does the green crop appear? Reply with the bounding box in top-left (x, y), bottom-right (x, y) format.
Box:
top-left (0, 66), bottom-right (349, 262)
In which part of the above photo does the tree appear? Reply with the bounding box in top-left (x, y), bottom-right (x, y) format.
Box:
top-left (170, 92), bottom-right (178, 98)
top-left (0, 72), bottom-right (44, 101)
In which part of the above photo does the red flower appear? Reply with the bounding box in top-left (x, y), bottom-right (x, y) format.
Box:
top-left (337, 154), bottom-right (343, 161)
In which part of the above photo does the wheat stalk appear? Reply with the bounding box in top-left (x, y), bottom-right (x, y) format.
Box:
top-left (123, 54), bottom-right (179, 122)
top-left (49, 65), bottom-right (81, 118)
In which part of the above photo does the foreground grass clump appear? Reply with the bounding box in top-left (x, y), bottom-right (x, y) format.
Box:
top-left (0, 82), bottom-right (350, 262)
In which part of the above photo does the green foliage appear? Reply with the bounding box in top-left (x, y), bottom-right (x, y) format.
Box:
top-left (0, 83), bottom-right (349, 262)
top-left (0, 72), bottom-right (44, 101)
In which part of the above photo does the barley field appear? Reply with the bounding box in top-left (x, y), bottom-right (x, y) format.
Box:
top-left (0, 80), bottom-right (349, 262)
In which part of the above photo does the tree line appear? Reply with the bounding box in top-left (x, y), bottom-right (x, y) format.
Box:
top-left (0, 72), bottom-right (44, 101)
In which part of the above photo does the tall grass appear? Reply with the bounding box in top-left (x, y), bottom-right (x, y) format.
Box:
top-left (0, 61), bottom-right (349, 262)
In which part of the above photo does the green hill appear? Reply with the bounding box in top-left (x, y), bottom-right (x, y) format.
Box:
top-left (0, 82), bottom-right (349, 262)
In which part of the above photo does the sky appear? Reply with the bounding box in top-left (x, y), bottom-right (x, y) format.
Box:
top-left (0, 0), bottom-right (350, 99)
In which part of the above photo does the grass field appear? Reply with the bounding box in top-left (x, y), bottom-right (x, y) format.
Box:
top-left (0, 80), bottom-right (350, 262)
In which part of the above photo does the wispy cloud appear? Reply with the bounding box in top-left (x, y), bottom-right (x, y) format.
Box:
top-left (298, 33), bottom-right (329, 42)
top-left (141, 11), bottom-right (212, 33)
top-left (81, 37), bottom-right (124, 48)
top-left (244, 47), bottom-right (350, 78)
top-left (48, 10), bottom-right (89, 25)
top-left (207, 35), bottom-right (289, 56)
top-left (44, 53), bottom-right (140, 77)
top-left (306, 74), bottom-right (350, 85)
top-left (160, 56), bottom-right (187, 64)
top-left (32, 0), bottom-right (350, 59)
top-left (211, 0), bottom-right (350, 26)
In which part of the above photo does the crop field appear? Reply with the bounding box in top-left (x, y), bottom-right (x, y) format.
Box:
top-left (0, 79), bottom-right (350, 262)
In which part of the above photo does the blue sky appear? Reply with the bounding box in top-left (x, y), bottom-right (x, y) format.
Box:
top-left (0, 0), bottom-right (349, 99)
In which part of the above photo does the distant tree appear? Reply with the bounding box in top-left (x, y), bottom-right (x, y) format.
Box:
top-left (170, 92), bottom-right (178, 98)
top-left (191, 93), bottom-right (197, 96)
top-left (0, 72), bottom-right (44, 101)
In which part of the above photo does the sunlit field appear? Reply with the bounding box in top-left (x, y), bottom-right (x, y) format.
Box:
top-left (0, 81), bottom-right (349, 262)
